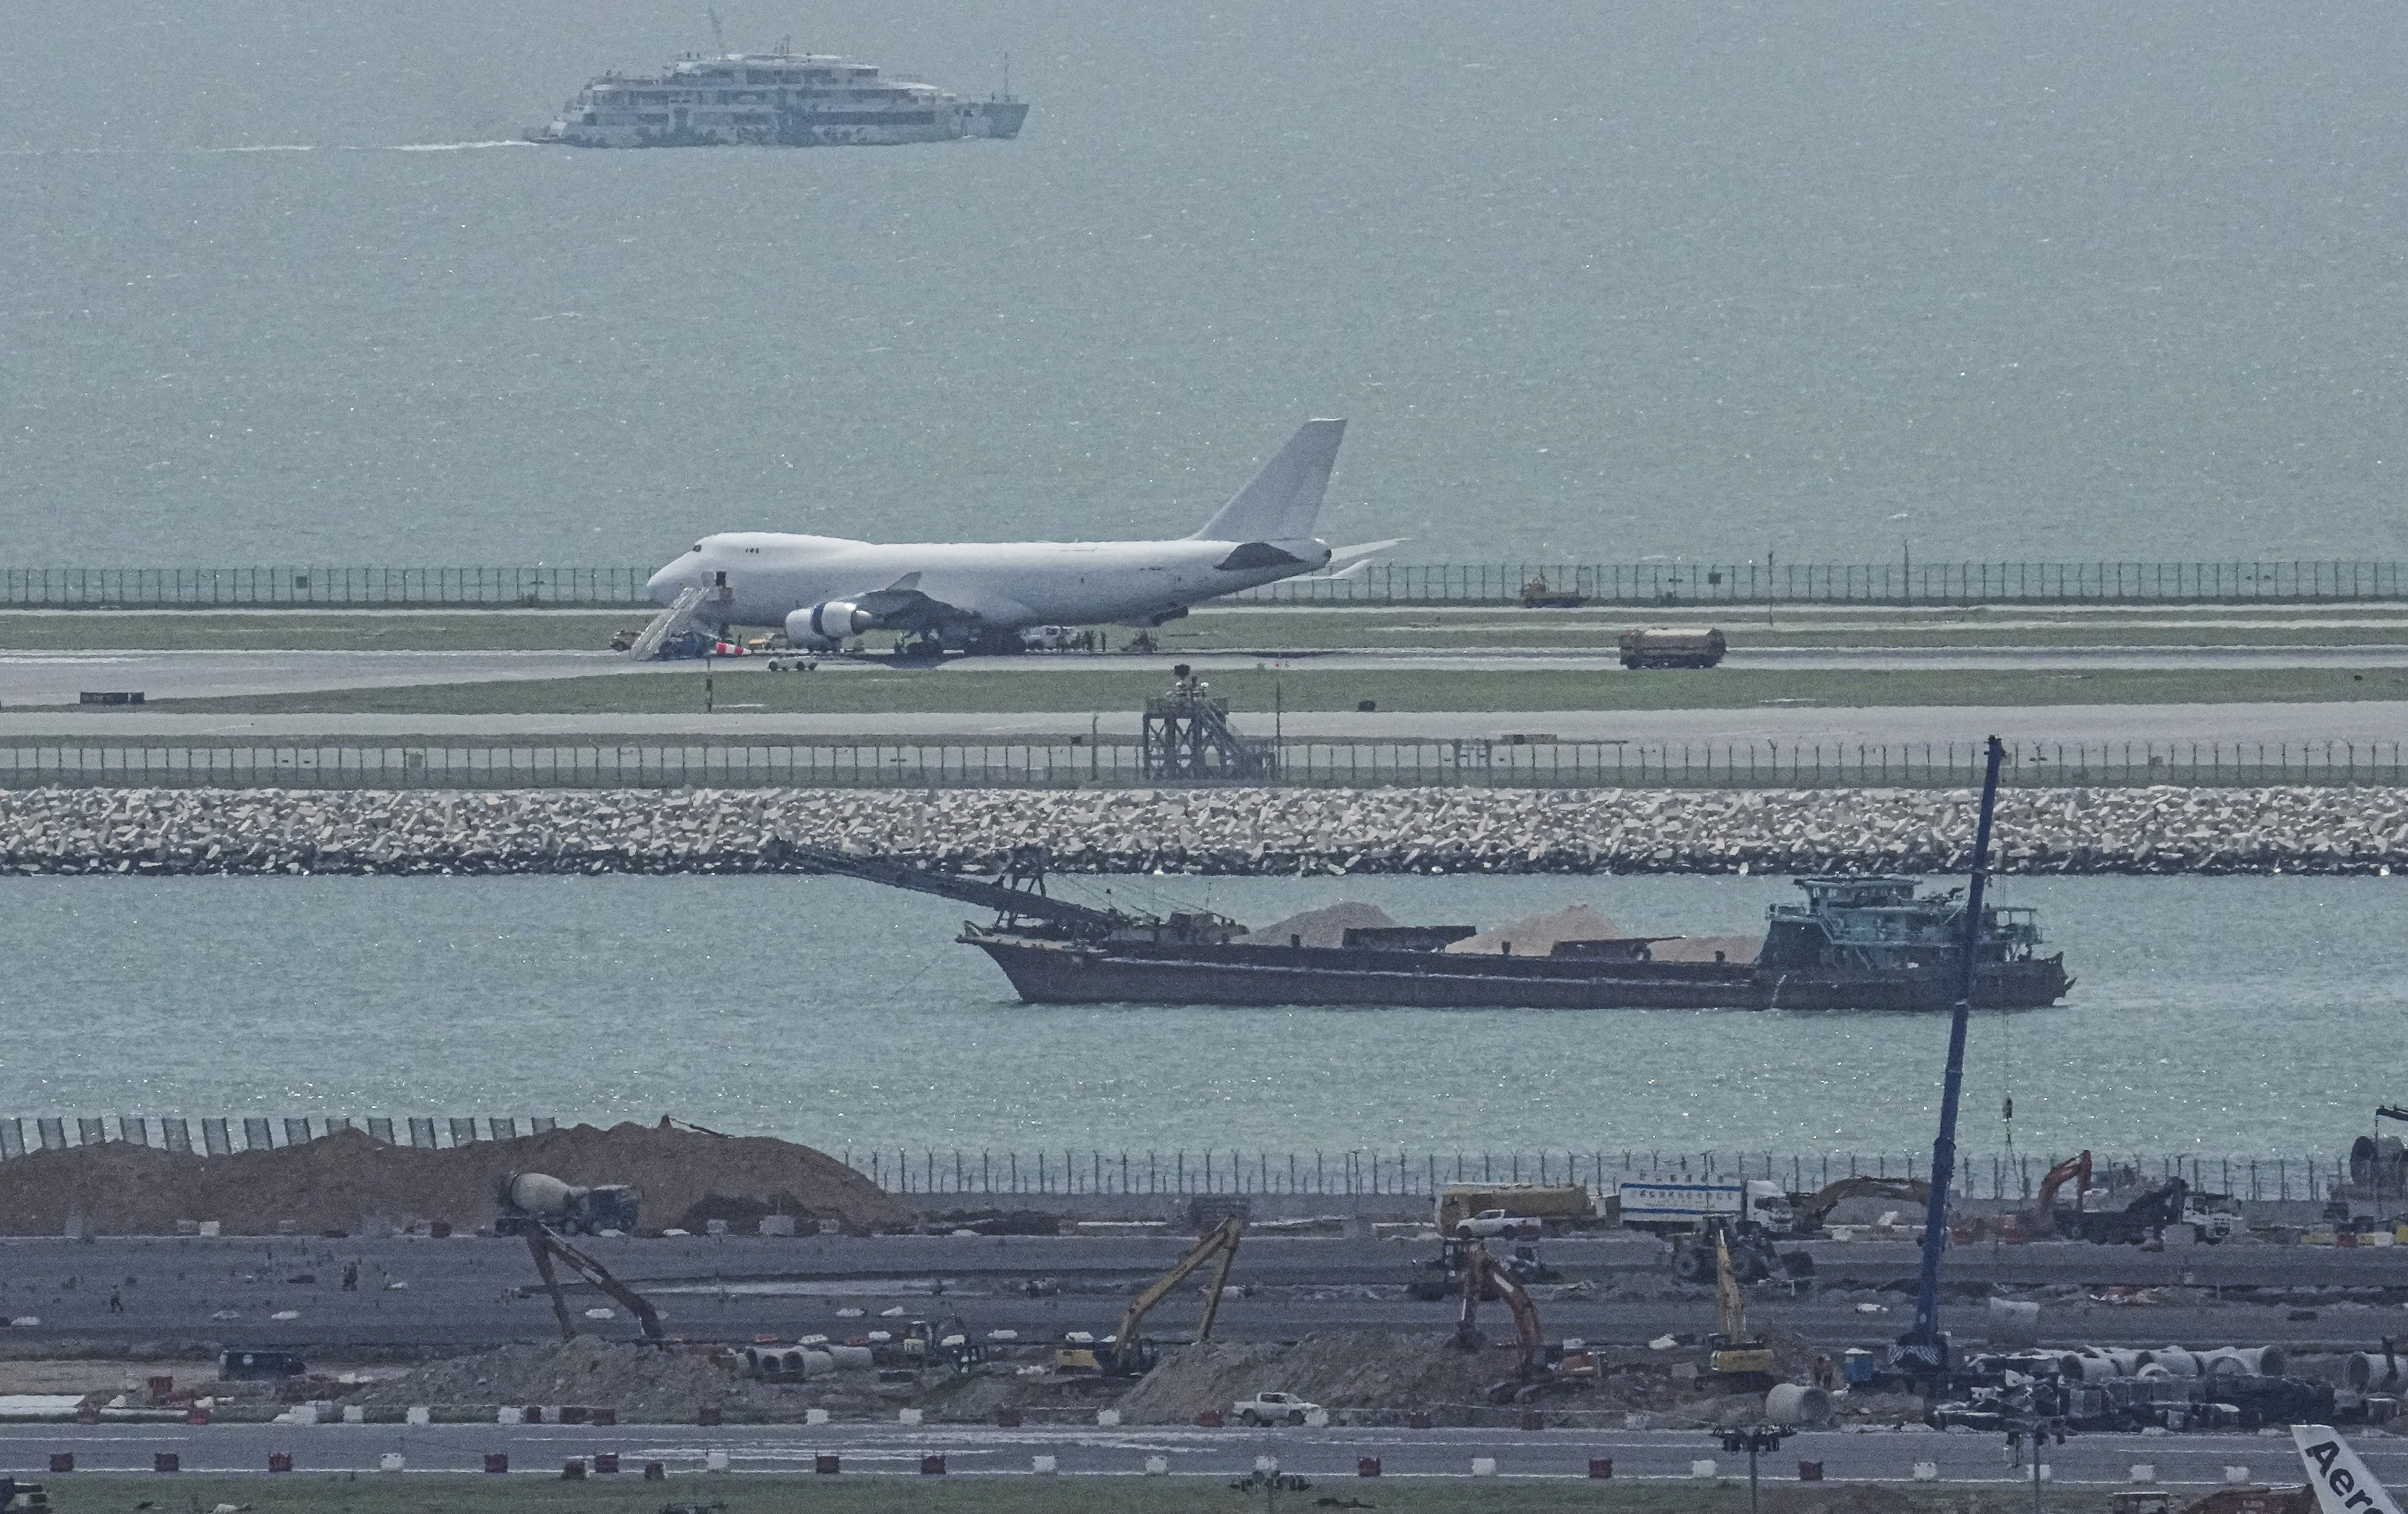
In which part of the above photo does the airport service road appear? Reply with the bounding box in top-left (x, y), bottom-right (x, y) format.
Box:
top-left (5, 1235), bottom-right (2401, 1353)
top-left (8, 703), bottom-right (2408, 748)
top-left (0, 1420), bottom-right (2386, 1485)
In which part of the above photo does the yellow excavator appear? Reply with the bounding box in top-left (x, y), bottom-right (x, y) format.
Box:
top-left (1055, 1216), bottom-right (1245, 1376)
top-left (1707, 1230), bottom-right (1778, 1383)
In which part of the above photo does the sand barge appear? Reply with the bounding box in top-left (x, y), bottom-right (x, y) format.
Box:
top-left (0, 1120), bottom-right (908, 1237)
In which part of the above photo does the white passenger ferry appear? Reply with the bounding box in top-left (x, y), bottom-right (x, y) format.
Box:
top-left (534, 47), bottom-right (1028, 148)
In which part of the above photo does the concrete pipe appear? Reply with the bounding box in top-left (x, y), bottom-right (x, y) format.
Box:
top-left (2100, 1349), bottom-right (2146, 1376)
top-left (740, 1347), bottom-right (768, 1378)
top-left (1765, 1385), bottom-right (1834, 1428)
top-left (2349, 1352), bottom-right (2405, 1392)
top-left (2203, 1346), bottom-right (2284, 1378)
top-left (828, 1345), bottom-right (875, 1371)
top-left (2066, 1352), bottom-right (2122, 1383)
top-left (798, 1350), bottom-right (833, 1379)
top-left (2147, 1347), bottom-right (2201, 1377)
top-left (2136, 1363), bottom-right (2170, 1379)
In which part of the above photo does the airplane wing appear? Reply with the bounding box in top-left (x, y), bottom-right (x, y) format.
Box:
top-left (841, 573), bottom-right (1032, 631)
top-left (2295, 1426), bottom-right (2404, 1514)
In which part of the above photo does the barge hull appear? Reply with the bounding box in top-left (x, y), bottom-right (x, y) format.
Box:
top-left (968, 936), bottom-right (2071, 1011)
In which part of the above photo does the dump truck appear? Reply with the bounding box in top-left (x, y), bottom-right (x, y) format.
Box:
top-left (1435, 1184), bottom-right (1591, 1235)
top-left (1620, 627), bottom-right (1727, 669)
top-left (492, 1171), bottom-right (641, 1237)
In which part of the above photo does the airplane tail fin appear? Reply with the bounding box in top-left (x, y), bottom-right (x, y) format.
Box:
top-left (2295, 1426), bottom-right (2404, 1514)
top-left (1189, 419), bottom-right (1346, 542)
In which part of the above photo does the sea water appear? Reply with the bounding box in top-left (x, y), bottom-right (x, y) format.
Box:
top-left (2, 871), bottom-right (2389, 1161)
top-left (5, 0), bottom-right (2406, 566)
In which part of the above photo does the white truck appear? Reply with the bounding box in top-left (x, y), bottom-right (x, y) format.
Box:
top-left (1234, 1391), bottom-right (1322, 1426)
top-left (1617, 1178), bottom-right (1794, 1237)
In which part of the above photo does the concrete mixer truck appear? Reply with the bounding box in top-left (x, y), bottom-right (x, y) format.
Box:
top-left (493, 1171), bottom-right (640, 1237)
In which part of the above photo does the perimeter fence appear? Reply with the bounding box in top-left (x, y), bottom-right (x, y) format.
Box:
top-left (0, 1117), bottom-right (2353, 1205)
top-left (8, 738), bottom-right (2408, 791)
top-left (8, 560), bottom-right (2408, 608)
top-left (846, 1147), bottom-right (2347, 1206)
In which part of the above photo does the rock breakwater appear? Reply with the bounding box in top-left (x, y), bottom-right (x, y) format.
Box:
top-left (2, 784), bottom-right (2404, 875)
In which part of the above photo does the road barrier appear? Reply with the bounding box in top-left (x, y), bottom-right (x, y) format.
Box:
top-left (7, 560), bottom-right (2408, 608)
top-left (0, 1117), bottom-right (2350, 1203)
top-left (6, 738), bottom-right (2408, 791)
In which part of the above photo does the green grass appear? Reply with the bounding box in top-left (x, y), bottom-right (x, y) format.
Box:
top-left (25, 1474), bottom-right (2092, 1514)
top-left (9, 604), bottom-right (2408, 654)
top-left (103, 664), bottom-right (2408, 717)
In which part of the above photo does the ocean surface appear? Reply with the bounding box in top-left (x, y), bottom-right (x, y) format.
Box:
top-left (6, 2), bottom-right (2407, 567)
top-left (4, 872), bottom-right (2391, 1164)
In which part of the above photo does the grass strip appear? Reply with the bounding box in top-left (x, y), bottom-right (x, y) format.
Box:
top-left (101, 665), bottom-right (2408, 717)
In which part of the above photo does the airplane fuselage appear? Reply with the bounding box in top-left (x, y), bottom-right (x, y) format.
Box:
top-left (645, 531), bottom-right (1331, 639)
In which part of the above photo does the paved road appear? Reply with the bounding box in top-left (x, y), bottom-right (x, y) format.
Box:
top-left (0, 1419), bottom-right (2379, 1485)
top-left (4, 1234), bottom-right (2397, 1353)
top-left (6, 702), bottom-right (2408, 748)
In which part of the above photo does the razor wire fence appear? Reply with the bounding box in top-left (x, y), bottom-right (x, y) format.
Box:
top-left (0, 1117), bottom-right (2355, 1205)
top-left (8, 738), bottom-right (2408, 791)
top-left (7, 560), bottom-right (2408, 609)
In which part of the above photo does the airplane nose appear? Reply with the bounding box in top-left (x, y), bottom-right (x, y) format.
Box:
top-left (645, 562), bottom-right (681, 605)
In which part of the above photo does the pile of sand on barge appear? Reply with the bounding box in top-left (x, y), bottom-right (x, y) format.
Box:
top-left (0, 1120), bottom-right (909, 1236)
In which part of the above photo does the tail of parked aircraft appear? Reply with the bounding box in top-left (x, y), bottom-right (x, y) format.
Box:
top-left (1189, 419), bottom-right (1346, 543)
top-left (2295, 1426), bottom-right (2404, 1514)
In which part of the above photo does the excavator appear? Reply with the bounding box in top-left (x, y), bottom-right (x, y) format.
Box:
top-left (2018, 1151), bottom-right (2093, 1238)
top-left (1055, 1216), bottom-right (1244, 1377)
top-left (519, 1224), bottom-right (664, 1343)
top-left (1449, 1239), bottom-right (1547, 1401)
top-left (1789, 1176), bottom-right (1931, 1236)
top-left (1707, 1231), bottom-right (1779, 1386)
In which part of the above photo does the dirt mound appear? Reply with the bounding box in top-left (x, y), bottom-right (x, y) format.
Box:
top-left (0, 1121), bottom-right (909, 1236)
top-left (1114, 1332), bottom-right (1534, 1422)
top-left (1245, 901), bottom-right (1397, 948)
top-left (1444, 903), bottom-right (1621, 955)
top-left (360, 1337), bottom-right (738, 1419)
top-left (1650, 934), bottom-right (1762, 964)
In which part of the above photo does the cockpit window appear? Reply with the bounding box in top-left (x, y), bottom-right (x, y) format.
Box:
top-left (690, 543), bottom-right (702, 553)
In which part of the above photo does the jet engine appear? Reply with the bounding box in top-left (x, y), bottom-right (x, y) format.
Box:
top-left (789, 601), bottom-right (878, 646)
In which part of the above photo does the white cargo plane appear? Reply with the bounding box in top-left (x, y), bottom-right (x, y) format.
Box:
top-left (2296, 1425), bottom-right (2403, 1514)
top-left (639, 419), bottom-right (1384, 656)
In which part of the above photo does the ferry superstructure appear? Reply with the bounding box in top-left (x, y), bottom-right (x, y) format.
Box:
top-left (535, 49), bottom-right (1028, 148)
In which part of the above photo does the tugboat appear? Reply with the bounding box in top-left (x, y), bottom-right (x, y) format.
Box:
top-left (534, 45), bottom-right (1027, 148)
top-left (775, 845), bottom-right (2072, 1012)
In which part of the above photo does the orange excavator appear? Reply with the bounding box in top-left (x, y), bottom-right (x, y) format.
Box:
top-left (2020, 1151), bottom-right (2093, 1238)
top-left (1451, 1241), bottom-right (1546, 1398)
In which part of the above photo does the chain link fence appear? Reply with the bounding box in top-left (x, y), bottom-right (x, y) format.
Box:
top-left (6, 739), bottom-right (2407, 791)
top-left (0, 1118), bottom-right (2349, 1205)
top-left (6, 561), bottom-right (2408, 609)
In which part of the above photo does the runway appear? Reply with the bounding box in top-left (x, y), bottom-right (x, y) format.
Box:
top-left (5, 702), bottom-right (2407, 748)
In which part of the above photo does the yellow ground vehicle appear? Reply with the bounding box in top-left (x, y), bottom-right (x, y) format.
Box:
top-left (1435, 1183), bottom-right (1590, 1234)
top-left (1055, 1216), bottom-right (1244, 1376)
top-left (1707, 1232), bottom-right (1778, 1381)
